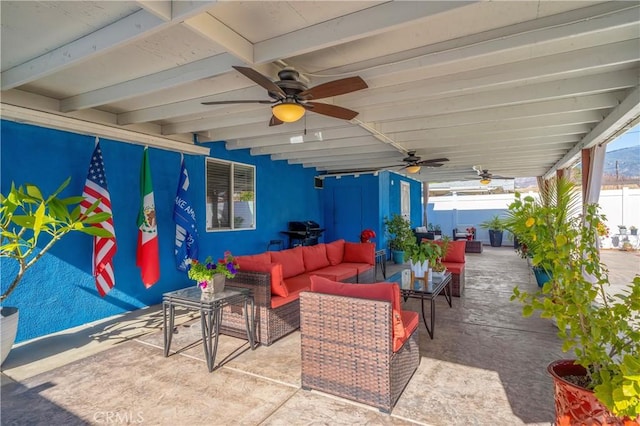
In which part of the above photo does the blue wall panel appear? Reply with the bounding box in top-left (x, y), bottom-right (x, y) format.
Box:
top-left (321, 171), bottom-right (422, 253)
top-left (1, 120), bottom-right (320, 342)
top-left (322, 174), bottom-right (380, 246)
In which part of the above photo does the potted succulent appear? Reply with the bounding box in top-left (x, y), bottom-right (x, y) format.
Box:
top-left (630, 225), bottom-right (637, 236)
top-left (506, 177), bottom-right (640, 424)
top-left (480, 214), bottom-right (506, 247)
top-left (1, 179), bottom-right (112, 365)
top-left (383, 214), bottom-right (414, 264)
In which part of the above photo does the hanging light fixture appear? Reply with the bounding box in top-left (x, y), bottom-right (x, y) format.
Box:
top-left (272, 102), bottom-right (305, 122)
top-left (406, 165), bottom-right (421, 174)
top-left (480, 177), bottom-right (491, 185)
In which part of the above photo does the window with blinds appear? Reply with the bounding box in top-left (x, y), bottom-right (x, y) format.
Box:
top-left (206, 158), bottom-right (255, 231)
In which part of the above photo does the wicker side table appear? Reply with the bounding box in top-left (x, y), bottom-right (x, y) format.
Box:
top-left (465, 240), bottom-right (483, 253)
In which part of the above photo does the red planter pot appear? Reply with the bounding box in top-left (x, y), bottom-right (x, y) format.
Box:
top-left (548, 359), bottom-right (639, 426)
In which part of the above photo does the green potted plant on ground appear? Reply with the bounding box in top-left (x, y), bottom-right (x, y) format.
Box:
top-left (507, 177), bottom-right (640, 424)
top-left (1, 178), bottom-right (112, 365)
top-left (383, 213), bottom-right (414, 264)
top-left (479, 214), bottom-right (506, 247)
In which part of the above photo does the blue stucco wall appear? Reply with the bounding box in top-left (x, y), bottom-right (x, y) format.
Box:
top-left (321, 171), bottom-right (422, 252)
top-left (1, 120), bottom-right (320, 342)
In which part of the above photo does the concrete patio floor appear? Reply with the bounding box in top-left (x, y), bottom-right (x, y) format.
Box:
top-left (2, 247), bottom-right (638, 425)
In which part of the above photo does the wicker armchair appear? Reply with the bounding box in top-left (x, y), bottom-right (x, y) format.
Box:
top-left (300, 291), bottom-right (420, 413)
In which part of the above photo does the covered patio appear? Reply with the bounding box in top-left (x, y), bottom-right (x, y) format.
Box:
top-left (1, 2), bottom-right (639, 424)
top-left (3, 248), bottom-right (638, 425)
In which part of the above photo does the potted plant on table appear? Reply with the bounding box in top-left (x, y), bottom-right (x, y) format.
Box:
top-left (506, 177), bottom-right (640, 424)
top-left (405, 240), bottom-right (442, 280)
top-left (0, 179), bottom-right (113, 365)
top-left (187, 251), bottom-right (239, 297)
top-left (480, 214), bottom-right (506, 247)
top-left (630, 225), bottom-right (637, 236)
top-left (383, 214), bottom-right (414, 264)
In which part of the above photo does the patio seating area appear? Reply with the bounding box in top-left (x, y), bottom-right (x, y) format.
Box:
top-left (2, 247), bottom-right (638, 425)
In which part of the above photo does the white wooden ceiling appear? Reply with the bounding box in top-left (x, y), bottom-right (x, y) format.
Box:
top-left (2, 1), bottom-right (639, 182)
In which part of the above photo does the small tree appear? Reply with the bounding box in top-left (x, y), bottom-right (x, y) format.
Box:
top-left (383, 214), bottom-right (414, 251)
top-left (1, 178), bottom-right (112, 303)
top-left (507, 177), bottom-right (640, 418)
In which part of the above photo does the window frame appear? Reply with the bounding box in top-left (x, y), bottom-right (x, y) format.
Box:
top-left (205, 157), bottom-right (256, 232)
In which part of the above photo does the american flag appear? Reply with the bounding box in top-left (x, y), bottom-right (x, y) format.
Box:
top-left (81, 140), bottom-right (117, 297)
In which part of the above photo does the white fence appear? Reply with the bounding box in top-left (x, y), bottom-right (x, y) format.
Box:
top-left (427, 187), bottom-right (640, 246)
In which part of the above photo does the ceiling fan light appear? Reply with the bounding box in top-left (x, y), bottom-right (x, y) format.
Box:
top-left (480, 178), bottom-right (491, 185)
top-left (272, 103), bottom-right (305, 122)
top-left (406, 165), bottom-right (421, 174)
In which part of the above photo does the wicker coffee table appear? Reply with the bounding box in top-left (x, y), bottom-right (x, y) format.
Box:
top-left (387, 270), bottom-right (452, 339)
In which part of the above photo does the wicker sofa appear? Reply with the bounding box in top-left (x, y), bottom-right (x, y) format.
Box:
top-left (220, 240), bottom-right (375, 346)
top-left (300, 276), bottom-right (420, 413)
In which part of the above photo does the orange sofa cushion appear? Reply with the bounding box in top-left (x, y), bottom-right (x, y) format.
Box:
top-left (442, 262), bottom-right (464, 275)
top-left (270, 246), bottom-right (305, 279)
top-left (436, 240), bottom-right (466, 263)
top-left (402, 310), bottom-right (419, 336)
top-left (343, 242), bottom-right (375, 265)
top-left (310, 265), bottom-right (359, 281)
top-left (236, 252), bottom-right (271, 266)
top-left (273, 274), bottom-right (312, 309)
top-left (310, 275), bottom-right (407, 352)
top-left (301, 244), bottom-right (330, 271)
top-left (235, 259), bottom-right (288, 298)
top-left (340, 262), bottom-right (374, 275)
top-left (325, 239), bottom-right (345, 265)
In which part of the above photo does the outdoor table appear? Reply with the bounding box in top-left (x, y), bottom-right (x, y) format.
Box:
top-left (163, 286), bottom-right (255, 372)
top-left (387, 270), bottom-right (452, 339)
top-left (375, 249), bottom-right (387, 279)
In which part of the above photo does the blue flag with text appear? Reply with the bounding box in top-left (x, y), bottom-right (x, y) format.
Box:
top-left (173, 159), bottom-right (199, 271)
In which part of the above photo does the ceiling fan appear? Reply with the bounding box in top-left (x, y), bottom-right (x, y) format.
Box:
top-left (473, 166), bottom-right (511, 184)
top-left (391, 151), bottom-right (449, 174)
top-left (202, 66), bottom-right (368, 126)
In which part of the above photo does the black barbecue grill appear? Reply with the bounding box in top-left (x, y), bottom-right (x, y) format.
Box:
top-left (281, 221), bottom-right (325, 248)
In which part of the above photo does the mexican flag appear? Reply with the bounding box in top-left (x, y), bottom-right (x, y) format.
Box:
top-left (136, 147), bottom-right (160, 287)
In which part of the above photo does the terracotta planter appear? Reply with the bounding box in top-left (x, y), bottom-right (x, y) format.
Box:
top-left (548, 359), bottom-right (639, 426)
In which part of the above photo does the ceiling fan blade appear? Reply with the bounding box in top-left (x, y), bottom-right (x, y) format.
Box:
top-left (298, 76), bottom-right (368, 100)
top-left (305, 102), bottom-right (359, 120)
top-left (417, 158), bottom-right (449, 165)
top-left (232, 66), bottom-right (286, 98)
top-left (202, 100), bottom-right (274, 105)
top-left (269, 115), bottom-right (283, 126)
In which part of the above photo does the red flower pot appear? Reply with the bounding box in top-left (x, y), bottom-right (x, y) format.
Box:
top-left (548, 359), bottom-right (639, 426)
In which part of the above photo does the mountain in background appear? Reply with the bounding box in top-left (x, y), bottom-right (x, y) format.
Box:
top-left (514, 146), bottom-right (639, 190)
top-left (604, 146), bottom-right (640, 178)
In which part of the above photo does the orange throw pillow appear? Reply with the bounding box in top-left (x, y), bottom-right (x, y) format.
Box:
top-left (301, 244), bottom-right (330, 271)
top-left (438, 240), bottom-right (466, 263)
top-left (325, 239), bottom-right (345, 265)
top-left (237, 259), bottom-right (288, 297)
top-left (270, 246), bottom-right (305, 279)
top-left (343, 242), bottom-right (375, 264)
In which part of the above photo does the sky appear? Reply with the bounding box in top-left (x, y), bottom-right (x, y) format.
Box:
top-left (607, 124), bottom-right (640, 152)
